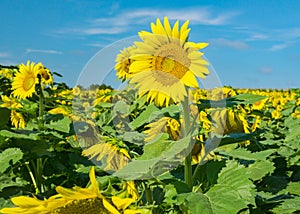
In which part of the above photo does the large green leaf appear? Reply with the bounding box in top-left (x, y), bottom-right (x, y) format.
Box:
top-left (286, 182), bottom-right (300, 195)
top-left (0, 148), bottom-right (23, 173)
top-left (129, 103), bottom-right (159, 129)
top-left (197, 94), bottom-right (266, 110)
top-left (0, 129), bottom-right (40, 140)
top-left (114, 135), bottom-right (193, 180)
top-left (272, 196), bottom-right (300, 213)
top-left (247, 160), bottom-right (275, 180)
top-left (219, 148), bottom-right (275, 161)
top-left (204, 160), bottom-right (255, 214)
top-left (177, 192), bottom-right (213, 214)
top-left (45, 116), bottom-right (71, 133)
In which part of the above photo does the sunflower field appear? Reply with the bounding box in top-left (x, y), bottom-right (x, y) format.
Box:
top-left (0, 17), bottom-right (300, 214)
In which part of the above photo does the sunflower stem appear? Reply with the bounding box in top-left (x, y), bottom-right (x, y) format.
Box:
top-left (25, 161), bottom-right (39, 194)
top-left (182, 93), bottom-right (193, 189)
top-left (38, 84), bottom-right (44, 130)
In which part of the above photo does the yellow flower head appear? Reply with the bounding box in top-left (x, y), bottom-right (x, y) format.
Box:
top-left (82, 137), bottom-right (130, 173)
top-left (36, 62), bottom-right (53, 86)
top-left (10, 110), bottom-right (26, 128)
top-left (0, 167), bottom-right (120, 214)
top-left (115, 46), bottom-right (136, 81)
top-left (0, 68), bottom-right (14, 80)
top-left (211, 108), bottom-right (249, 135)
top-left (73, 86), bottom-right (81, 96)
top-left (11, 61), bottom-right (40, 99)
top-left (128, 17), bottom-right (209, 106)
top-left (144, 117), bottom-right (181, 141)
top-left (0, 95), bottom-right (22, 109)
top-left (93, 88), bottom-right (113, 106)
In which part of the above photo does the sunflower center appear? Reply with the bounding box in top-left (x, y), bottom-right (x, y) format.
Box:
top-left (153, 43), bottom-right (190, 80)
top-left (23, 75), bottom-right (36, 91)
top-left (41, 71), bottom-right (50, 80)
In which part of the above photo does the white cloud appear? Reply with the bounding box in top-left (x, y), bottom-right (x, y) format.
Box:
top-left (53, 7), bottom-right (239, 36)
top-left (269, 43), bottom-right (290, 51)
top-left (0, 52), bottom-right (10, 58)
top-left (260, 67), bottom-right (272, 74)
top-left (25, 49), bottom-right (63, 54)
top-left (246, 33), bottom-right (268, 41)
top-left (209, 38), bottom-right (249, 50)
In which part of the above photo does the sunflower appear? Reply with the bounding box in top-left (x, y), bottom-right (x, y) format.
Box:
top-left (11, 61), bottom-right (40, 99)
top-left (73, 86), bottom-right (81, 97)
top-left (115, 46), bottom-right (136, 81)
top-left (93, 88), bottom-right (113, 106)
top-left (0, 167), bottom-right (120, 214)
top-left (144, 117), bottom-right (181, 142)
top-left (0, 68), bottom-right (14, 80)
top-left (0, 95), bottom-right (22, 109)
top-left (128, 17), bottom-right (209, 106)
top-left (10, 110), bottom-right (26, 128)
top-left (82, 136), bottom-right (131, 173)
top-left (211, 108), bottom-right (249, 135)
top-left (37, 63), bottom-right (53, 86)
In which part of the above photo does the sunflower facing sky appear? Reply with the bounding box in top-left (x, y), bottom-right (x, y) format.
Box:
top-left (11, 61), bottom-right (40, 99)
top-left (123, 17), bottom-right (209, 106)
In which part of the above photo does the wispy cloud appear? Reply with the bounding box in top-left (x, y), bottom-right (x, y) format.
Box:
top-left (0, 52), bottom-right (10, 58)
top-left (269, 43), bottom-right (291, 51)
top-left (209, 38), bottom-right (249, 50)
top-left (246, 33), bottom-right (268, 41)
top-left (25, 49), bottom-right (63, 54)
top-left (53, 7), bottom-right (240, 36)
top-left (260, 66), bottom-right (273, 74)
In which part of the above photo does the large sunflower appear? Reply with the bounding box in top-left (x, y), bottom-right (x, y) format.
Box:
top-left (128, 17), bottom-right (209, 106)
top-left (12, 61), bottom-right (40, 99)
top-left (0, 167), bottom-right (119, 214)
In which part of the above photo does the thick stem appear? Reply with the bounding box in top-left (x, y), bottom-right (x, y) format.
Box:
top-left (38, 85), bottom-right (44, 130)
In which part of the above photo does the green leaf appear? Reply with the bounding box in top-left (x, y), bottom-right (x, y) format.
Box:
top-left (219, 148), bottom-right (275, 161)
top-left (286, 182), bottom-right (300, 195)
top-left (94, 102), bottom-right (114, 108)
top-left (45, 116), bottom-right (71, 133)
top-left (129, 103), bottom-right (159, 129)
top-left (272, 196), bottom-right (300, 213)
top-left (0, 129), bottom-right (39, 140)
top-left (205, 160), bottom-right (255, 214)
top-left (177, 192), bottom-right (213, 214)
top-left (0, 148), bottom-right (23, 173)
top-left (0, 173), bottom-right (28, 191)
top-left (114, 135), bottom-right (192, 180)
top-left (216, 132), bottom-right (257, 147)
top-left (247, 160), bottom-right (275, 180)
top-left (112, 100), bottom-right (130, 116)
top-left (197, 94), bottom-right (266, 110)
top-left (122, 131), bottom-right (145, 145)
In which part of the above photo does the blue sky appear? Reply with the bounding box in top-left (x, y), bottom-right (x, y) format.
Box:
top-left (1, 0), bottom-right (300, 89)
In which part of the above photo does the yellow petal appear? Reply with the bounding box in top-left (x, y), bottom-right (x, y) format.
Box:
top-left (112, 196), bottom-right (135, 210)
top-left (89, 166), bottom-right (101, 196)
top-left (172, 20), bottom-right (179, 38)
top-left (163, 17), bottom-right (172, 37)
top-left (11, 196), bottom-right (43, 208)
top-left (181, 71), bottom-right (199, 88)
top-left (103, 198), bottom-right (120, 214)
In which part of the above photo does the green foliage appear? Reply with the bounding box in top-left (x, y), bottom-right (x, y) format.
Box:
top-left (0, 148), bottom-right (23, 173)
